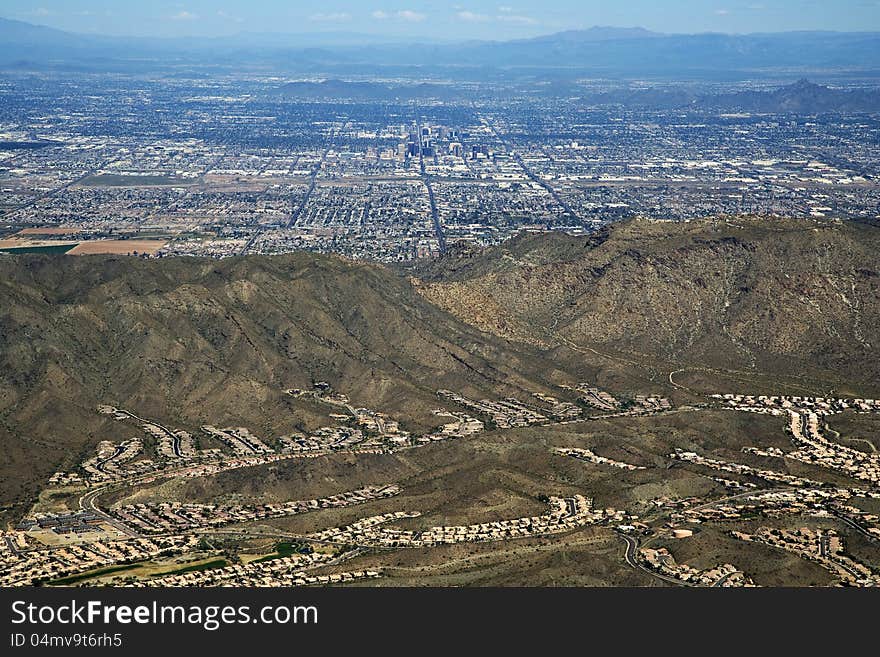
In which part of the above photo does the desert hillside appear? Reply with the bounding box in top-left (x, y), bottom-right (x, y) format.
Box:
top-left (412, 217), bottom-right (880, 388)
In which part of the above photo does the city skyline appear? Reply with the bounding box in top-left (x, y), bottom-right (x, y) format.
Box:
top-left (2, 1), bottom-right (880, 40)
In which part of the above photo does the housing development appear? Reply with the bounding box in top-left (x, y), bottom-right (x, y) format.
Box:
top-left (2, 381), bottom-right (879, 588)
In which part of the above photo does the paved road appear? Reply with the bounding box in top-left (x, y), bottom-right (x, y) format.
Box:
top-left (615, 487), bottom-right (796, 587)
top-left (284, 157), bottom-right (322, 230)
top-left (711, 571), bottom-right (740, 587)
top-left (668, 369), bottom-right (692, 392)
top-left (94, 444), bottom-right (126, 474)
top-left (621, 532), bottom-right (745, 588)
top-left (116, 408), bottom-right (182, 457)
top-left (618, 533), bottom-right (684, 586)
top-left (238, 130), bottom-right (338, 255)
top-left (5, 536), bottom-right (21, 556)
top-left (417, 119), bottom-right (446, 254)
top-left (481, 115), bottom-right (584, 226)
top-left (78, 485), bottom-right (140, 538)
top-left (831, 511), bottom-right (880, 543)
top-left (303, 390), bottom-right (360, 421)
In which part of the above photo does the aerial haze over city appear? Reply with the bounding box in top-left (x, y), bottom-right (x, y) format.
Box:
top-left (1, 1), bottom-right (880, 598)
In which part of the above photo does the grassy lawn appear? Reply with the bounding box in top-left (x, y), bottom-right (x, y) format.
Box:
top-left (151, 558), bottom-right (228, 577)
top-left (48, 563), bottom-right (143, 586)
top-left (251, 542), bottom-right (311, 564)
top-left (0, 244), bottom-right (76, 255)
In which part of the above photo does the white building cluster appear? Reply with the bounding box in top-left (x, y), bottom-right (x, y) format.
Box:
top-left (110, 485), bottom-right (402, 534)
top-left (308, 496), bottom-right (627, 548)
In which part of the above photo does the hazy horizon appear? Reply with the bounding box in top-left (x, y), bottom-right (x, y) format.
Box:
top-left (2, 1), bottom-right (879, 41)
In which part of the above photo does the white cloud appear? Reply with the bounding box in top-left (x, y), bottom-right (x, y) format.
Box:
top-left (456, 9), bottom-right (536, 26)
top-left (171, 11), bottom-right (199, 21)
top-left (498, 14), bottom-right (536, 25)
top-left (397, 9), bottom-right (426, 22)
top-left (20, 7), bottom-right (52, 18)
top-left (310, 12), bottom-right (353, 23)
top-left (715, 8), bottom-right (731, 15)
top-left (372, 9), bottom-right (426, 22)
top-left (217, 10), bottom-right (244, 23)
top-left (457, 11), bottom-right (490, 22)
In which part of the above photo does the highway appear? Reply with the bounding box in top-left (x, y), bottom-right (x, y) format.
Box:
top-left (284, 155), bottom-right (322, 229)
top-left (417, 119), bottom-right (447, 254)
top-left (480, 114), bottom-right (584, 226)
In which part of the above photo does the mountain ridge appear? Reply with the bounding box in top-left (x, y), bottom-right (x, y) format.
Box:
top-left (2, 17), bottom-right (880, 76)
top-left (2, 216), bottom-right (880, 521)
top-left (411, 217), bottom-right (880, 389)
top-left (271, 77), bottom-right (880, 112)
top-left (0, 250), bottom-right (563, 518)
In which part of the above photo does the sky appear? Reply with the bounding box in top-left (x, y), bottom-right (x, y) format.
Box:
top-left (3, 1), bottom-right (880, 40)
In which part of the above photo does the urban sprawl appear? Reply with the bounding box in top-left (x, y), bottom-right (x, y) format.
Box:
top-left (1, 75), bottom-right (878, 261)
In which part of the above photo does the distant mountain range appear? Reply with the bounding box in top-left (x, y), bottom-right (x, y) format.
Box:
top-left (274, 78), bottom-right (880, 113)
top-left (578, 79), bottom-right (880, 113)
top-left (705, 79), bottom-right (880, 113)
top-left (274, 79), bottom-right (466, 101)
top-left (2, 17), bottom-right (880, 78)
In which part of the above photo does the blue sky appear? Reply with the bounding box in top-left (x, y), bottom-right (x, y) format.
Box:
top-left (4, 1), bottom-right (880, 39)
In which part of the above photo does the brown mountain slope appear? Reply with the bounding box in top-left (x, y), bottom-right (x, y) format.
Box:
top-left (0, 252), bottom-right (566, 518)
top-left (412, 217), bottom-right (880, 391)
top-left (2, 217), bottom-right (879, 521)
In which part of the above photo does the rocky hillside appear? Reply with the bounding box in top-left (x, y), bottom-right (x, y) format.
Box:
top-left (0, 252), bottom-right (558, 515)
top-left (412, 217), bottom-right (880, 387)
top-left (2, 217), bottom-right (879, 518)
